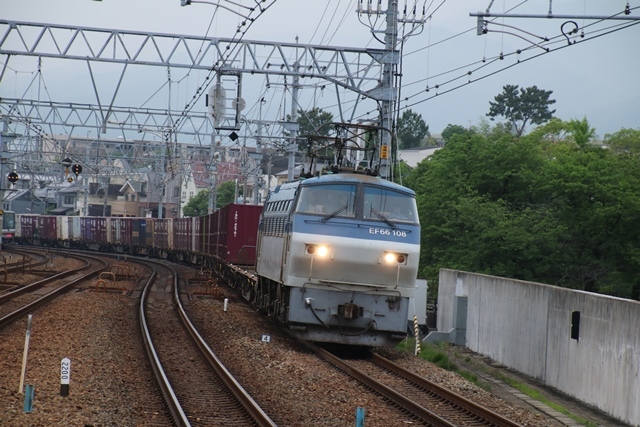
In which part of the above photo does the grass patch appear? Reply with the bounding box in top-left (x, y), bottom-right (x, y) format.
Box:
top-left (397, 340), bottom-right (599, 426)
top-left (496, 373), bottom-right (598, 427)
top-left (397, 339), bottom-right (489, 390)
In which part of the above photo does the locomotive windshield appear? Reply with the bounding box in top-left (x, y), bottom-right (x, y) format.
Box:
top-left (295, 182), bottom-right (418, 224)
top-left (363, 185), bottom-right (418, 224)
top-left (296, 184), bottom-right (357, 218)
top-left (2, 212), bottom-right (15, 230)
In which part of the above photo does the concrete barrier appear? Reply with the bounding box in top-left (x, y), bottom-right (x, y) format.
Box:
top-left (434, 269), bottom-right (640, 426)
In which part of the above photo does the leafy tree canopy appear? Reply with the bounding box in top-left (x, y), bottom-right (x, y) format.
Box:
top-left (287, 107), bottom-right (334, 137)
top-left (396, 109), bottom-right (429, 148)
top-left (487, 84), bottom-right (556, 137)
top-left (182, 189), bottom-right (209, 217)
top-left (216, 179), bottom-right (242, 207)
top-left (604, 128), bottom-right (640, 155)
top-left (441, 124), bottom-right (471, 144)
top-left (405, 127), bottom-right (640, 300)
top-left (181, 180), bottom-right (244, 216)
top-left (566, 117), bottom-right (596, 148)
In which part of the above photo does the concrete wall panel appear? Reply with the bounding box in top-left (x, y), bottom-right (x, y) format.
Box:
top-left (438, 269), bottom-right (640, 426)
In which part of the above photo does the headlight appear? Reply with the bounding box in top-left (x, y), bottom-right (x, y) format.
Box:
top-left (384, 252), bottom-right (407, 264)
top-left (306, 244), bottom-right (329, 257)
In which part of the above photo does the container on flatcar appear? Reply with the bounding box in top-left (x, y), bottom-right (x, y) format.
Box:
top-left (80, 217), bottom-right (108, 243)
top-left (153, 218), bottom-right (171, 249)
top-left (215, 205), bottom-right (228, 259)
top-left (173, 217), bottom-right (194, 252)
top-left (201, 210), bottom-right (217, 256)
top-left (218, 204), bottom-right (262, 265)
top-left (110, 217), bottom-right (134, 245)
top-left (193, 216), bottom-right (201, 253)
top-left (19, 215), bottom-right (58, 241)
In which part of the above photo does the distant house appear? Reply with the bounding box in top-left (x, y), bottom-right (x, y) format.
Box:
top-left (53, 183), bottom-right (83, 216)
top-left (2, 189), bottom-right (47, 214)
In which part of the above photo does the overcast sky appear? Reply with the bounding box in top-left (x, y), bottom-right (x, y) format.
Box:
top-left (2, 0), bottom-right (639, 140)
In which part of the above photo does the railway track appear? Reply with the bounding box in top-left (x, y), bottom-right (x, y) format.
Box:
top-left (0, 247), bottom-right (51, 282)
top-left (205, 262), bottom-right (530, 426)
top-left (138, 259), bottom-right (277, 427)
top-left (0, 252), bottom-right (107, 329)
top-left (295, 338), bottom-right (525, 427)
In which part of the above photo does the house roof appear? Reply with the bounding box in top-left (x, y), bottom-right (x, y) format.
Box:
top-left (119, 181), bottom-right (137, 193)
top-left (57, 182), bottom-right (84, 194)
top-left (3, 189), bottom-right (46, 203)
top-left (398, 146), bottom-right (442, 168)
top-left (4, 189), bottom-right (30, 201)
top-left (49, 206), bottom-right (75, 214)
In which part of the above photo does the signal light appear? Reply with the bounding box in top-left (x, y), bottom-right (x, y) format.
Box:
top-left (72, 164), bottom-right (83, 175)
top-left (7, 172), bottom-right (19, 183)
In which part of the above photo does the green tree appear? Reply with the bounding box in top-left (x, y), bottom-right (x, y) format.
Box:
top-left (487, 84), bottom-right (556, 137)
top-left (216, 180), bottom-right (242, 207)
top-left (182, 190), bottom-right (210, 217)
top-left (471, 117), bottom-right (513, 139)
top-left (405, 130), bottom-right (640, 299)
top-left (181, 180), bottom-right (244, 216)
top-left (287, 107), bottom-right (334, 137)
top-left (391, 160), bottom-right (413, 185)
top-left (441, 124), bottom-right (470, 144)
top-left (566, 117), bottom-right (596, 148)
top-left (604, 128), bottom-right (640, 155)
top-left (396, 109), bottom-right (429, 148)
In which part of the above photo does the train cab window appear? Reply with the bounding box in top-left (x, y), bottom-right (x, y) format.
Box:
top-left (3, 213), bottom-right (15, 229)
top-left (296, 184), bottom-right (356, 218)
top-left (363, 186), bottom-right (418, 224)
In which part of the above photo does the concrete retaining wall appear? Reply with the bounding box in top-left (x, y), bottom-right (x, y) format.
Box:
top-left (437, 269), bottom-right (640, 426)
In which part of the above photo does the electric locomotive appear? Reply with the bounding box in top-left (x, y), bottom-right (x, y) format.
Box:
top-left (255, 173), bottom-right (420, 346)
top-left (1, 210), bottom-right (16, 246)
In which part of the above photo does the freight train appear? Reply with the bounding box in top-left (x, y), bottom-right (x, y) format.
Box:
top-left (11, 173), bottom-right (420, 347)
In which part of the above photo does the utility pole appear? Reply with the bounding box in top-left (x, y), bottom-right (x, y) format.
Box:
top-left (253, 112), bottom-right (263, 205)
top-left (0, 119), bottom-right (7, 213)
top-left (380, 0), bottom-right (398, 180)
top-left (287, 67), bottom-right (300, 182)
top-left (0, 119), bottom-right (6, 249)
top-left (83, 144), bottom-right (89, 216)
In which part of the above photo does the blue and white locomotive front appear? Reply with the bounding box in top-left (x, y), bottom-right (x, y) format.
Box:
top-left (267, 174), bottom-right (420, 346)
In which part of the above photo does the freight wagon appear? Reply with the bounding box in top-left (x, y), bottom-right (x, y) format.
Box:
top-left (14, 204), bottom-right (261, 266)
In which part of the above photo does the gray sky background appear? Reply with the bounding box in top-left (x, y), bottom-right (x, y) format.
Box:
top-left (2, 0), bottom-right (639, 140)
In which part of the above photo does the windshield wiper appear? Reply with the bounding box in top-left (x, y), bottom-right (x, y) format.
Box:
top-left (321, 205), bottom-right (347, 222)
top-left (371, 208), bottom-right (397, 228)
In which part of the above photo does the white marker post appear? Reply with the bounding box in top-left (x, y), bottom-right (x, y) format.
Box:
top-left (60, 358), bottom-right (71, 396)
top-left (18, 314), bottom-right (33, 394)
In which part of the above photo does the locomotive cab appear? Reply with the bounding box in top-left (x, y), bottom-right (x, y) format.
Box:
top-left (256, 174), bottom-right (421, 347)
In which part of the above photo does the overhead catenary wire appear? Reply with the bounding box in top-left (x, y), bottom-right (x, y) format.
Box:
top-left (394, 4), bottom-right (639, 109)
top-left (399, 18), bottom-right (640, 113)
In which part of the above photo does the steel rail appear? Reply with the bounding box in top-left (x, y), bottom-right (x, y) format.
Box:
top-left (0, 258), bottom-right (91, 304)
top-left (0, 254), bottom-right (106, 329)
top-left (138, 258), bottom-right (277, 427)
top-left (290, 336), bottom-right (456, 427)
top-left (170, 261), bottom-right (278, 427)
top-left (371, 353), bottom-right (525, 427)
top-left (138, 266), bottom-right (191, 427)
